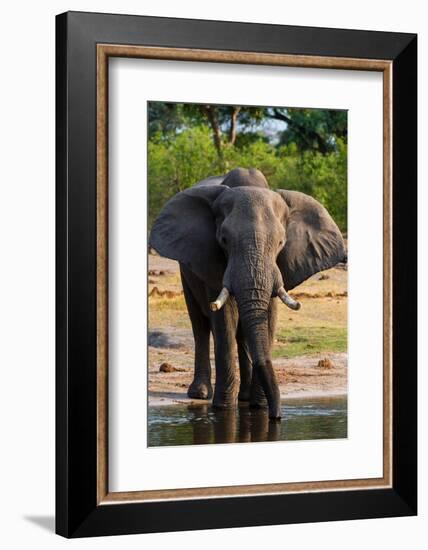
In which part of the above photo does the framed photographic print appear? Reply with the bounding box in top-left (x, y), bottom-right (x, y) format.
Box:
top-left (56, 11), bottom-right (417, 537)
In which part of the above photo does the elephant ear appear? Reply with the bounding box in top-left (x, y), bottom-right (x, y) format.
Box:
top-left (149, 185), bottom-right (227, 287)
top-left (276, 190), bottom-right (347, 290)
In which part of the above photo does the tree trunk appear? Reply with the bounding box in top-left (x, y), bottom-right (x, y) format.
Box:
top-left (200, 105), bottom-right (224, 163)
top-left (228, 106), bottom-right (241, 145)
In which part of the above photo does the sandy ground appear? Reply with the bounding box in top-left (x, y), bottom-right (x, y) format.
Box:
top-left (148, 254), bottom-right (347, 406)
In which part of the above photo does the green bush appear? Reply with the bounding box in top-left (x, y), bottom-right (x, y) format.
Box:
top-left (148, 128), bottom-right (347, 232)
top-left (148, 127), bottom-right (221, 226)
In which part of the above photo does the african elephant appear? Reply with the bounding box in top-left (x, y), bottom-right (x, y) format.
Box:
top-left (149, 168), bottom-right (346, 419)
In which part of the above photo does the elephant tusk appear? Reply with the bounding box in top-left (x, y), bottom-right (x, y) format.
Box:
top-left (210, 287), bottom-right (230, 312)
top-left (277, 286), bottom-right (301, 311)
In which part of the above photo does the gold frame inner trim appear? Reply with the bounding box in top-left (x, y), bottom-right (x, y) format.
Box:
top-left (96, 44), bottom-right (393, 505)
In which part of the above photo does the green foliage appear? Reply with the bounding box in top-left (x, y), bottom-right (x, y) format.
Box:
top-left (273, 325), bottom-right (347, 358)
top-left (148, 126), bottom-right (221, 226)
top-left (298, 139), bottom-right (347, 233)
top-left (274, 108), bottom-right (347, 153)
top-left (148, 102), bottom-right (348, 232)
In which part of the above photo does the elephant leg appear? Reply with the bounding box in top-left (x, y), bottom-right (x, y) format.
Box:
top-left (181, 268), bottom-right (213, 400)
top-left (236, 323), bottom-right (252, 401)
top-left (249, 298), bottom-right (278, 409)
top-left (210, 299), bottom-right (239, 409)
top-left (249, 368), bottom-right (268, 409)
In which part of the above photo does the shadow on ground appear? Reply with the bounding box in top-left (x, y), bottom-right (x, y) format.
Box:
top-left (24, 515), bottom-right (55, 533)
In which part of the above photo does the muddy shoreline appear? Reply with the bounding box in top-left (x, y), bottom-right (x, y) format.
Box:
top-left (149, 351), bottom-right (347, 406)
top-left (149, 390), bottom-right (347, 407)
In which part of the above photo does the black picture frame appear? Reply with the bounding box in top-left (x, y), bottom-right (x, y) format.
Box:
top-left (56, 11), bottom-right (417, 538)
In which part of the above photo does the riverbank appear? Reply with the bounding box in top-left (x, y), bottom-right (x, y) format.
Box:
top-left (148, 351), bottom-right (347, 406)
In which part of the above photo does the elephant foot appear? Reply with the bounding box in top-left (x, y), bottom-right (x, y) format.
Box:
top-left (268, 405), bottom-right (282, 421)
top-left (187, 380), bottom-right (213, 400)
top-left (212, 388), bottom-right (236, 410)
top-left (238, 386), bottom-right (251, 402)
top-left (249, 400), bottom-right (268, 409)
top-left (249, 377), bottom-right (268, 408)
top-left (249, 387), bottom-right (268, 409)
top-left (212, 401), bottom-right (235, 411)
top-left (267, 400), bottom-right (282, 421)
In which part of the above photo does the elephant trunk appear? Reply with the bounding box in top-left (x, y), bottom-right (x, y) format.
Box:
top-left (236, 288), bottom-right (281, 420)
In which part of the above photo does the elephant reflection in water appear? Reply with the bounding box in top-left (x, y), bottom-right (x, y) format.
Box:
top-left (188, 404), bottom-right (281, 445)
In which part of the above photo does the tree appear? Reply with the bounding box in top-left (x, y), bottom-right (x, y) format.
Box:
top-left (268, 108), bottom-right (347, 153)
top-left (147, 101), bottom-right (348, 232)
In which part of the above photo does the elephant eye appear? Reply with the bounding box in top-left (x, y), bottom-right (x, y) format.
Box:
top-left (221, 236), bottom-right (227, 246)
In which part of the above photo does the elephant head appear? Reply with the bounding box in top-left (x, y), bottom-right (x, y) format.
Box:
top-left (149, 168), bottom-right (346, 418)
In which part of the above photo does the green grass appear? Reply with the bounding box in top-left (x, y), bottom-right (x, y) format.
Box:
top-left (273, 326), bottom-right (347, 359)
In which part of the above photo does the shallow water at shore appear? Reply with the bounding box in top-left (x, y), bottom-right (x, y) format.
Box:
top-left (148, 395), bottom-right (347, 447)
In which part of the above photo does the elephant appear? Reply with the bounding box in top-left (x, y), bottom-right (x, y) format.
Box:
top-left (149, 168), bottom-right (346, 420)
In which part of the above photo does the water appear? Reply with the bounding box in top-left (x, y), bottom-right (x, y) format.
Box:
top-left (148, 396), bottom-right (347, 447)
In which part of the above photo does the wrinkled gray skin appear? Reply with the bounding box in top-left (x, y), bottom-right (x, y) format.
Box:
top-left (150, 168), bottom-right (346, 419)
